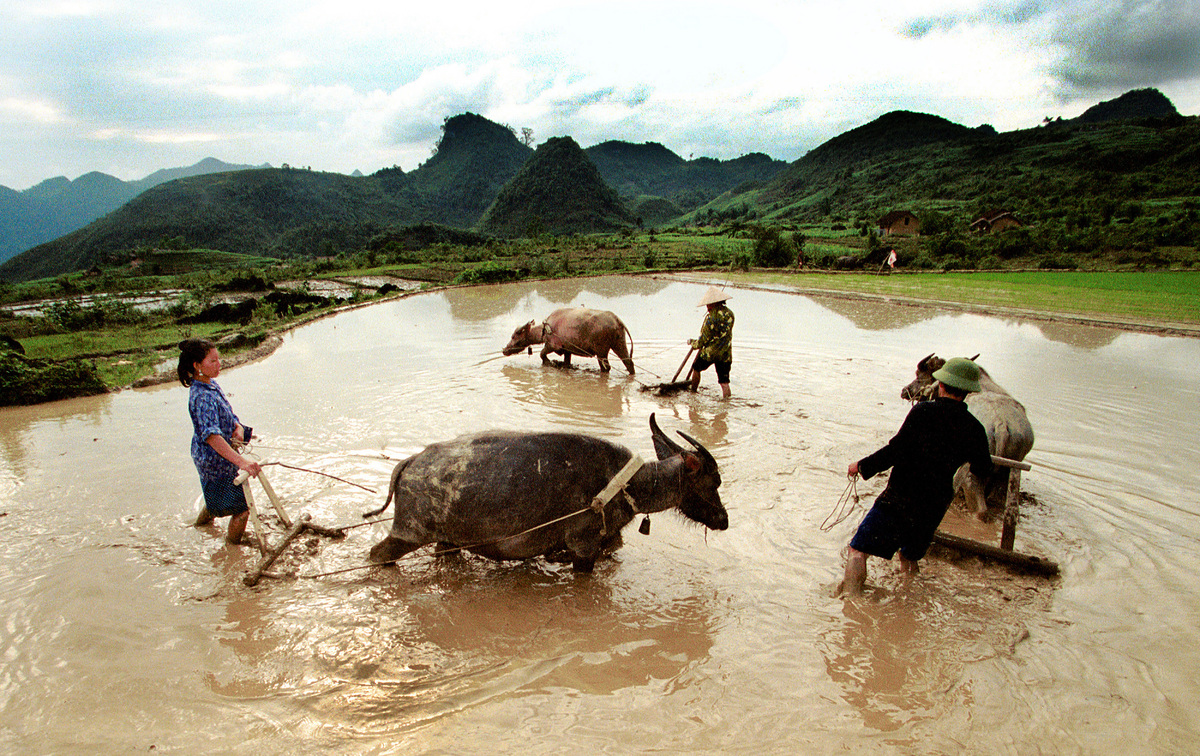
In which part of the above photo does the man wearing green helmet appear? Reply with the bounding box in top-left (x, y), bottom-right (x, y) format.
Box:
top-left (838, 357), bottom-right (993, 597)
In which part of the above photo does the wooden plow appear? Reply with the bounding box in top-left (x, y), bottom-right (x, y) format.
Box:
top-left (639, 345), bottom-right (695, 395)
top-left (931, 455), bottom-right (1060, 577)
top-left (230, 467), bottom-right (349, 587)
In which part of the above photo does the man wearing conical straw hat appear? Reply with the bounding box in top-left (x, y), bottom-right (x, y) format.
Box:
top-left (687, 286), bottom-right (735, 398)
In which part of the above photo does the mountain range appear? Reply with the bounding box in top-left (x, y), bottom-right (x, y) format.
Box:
top-left (0, 87), bottom-right (1190, 283)
top-left (0, 157), bottom-right (267, 265)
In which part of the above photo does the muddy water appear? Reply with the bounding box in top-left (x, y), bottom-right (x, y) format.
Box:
top-left (2, 275), bottom-right (1199, 753)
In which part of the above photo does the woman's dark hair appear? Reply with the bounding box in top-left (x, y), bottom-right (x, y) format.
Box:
top-left (177, 339), bottom-right (216, 387)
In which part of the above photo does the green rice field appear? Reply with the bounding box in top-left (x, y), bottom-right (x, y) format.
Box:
top-left (727, 270), bottom-right (1200, 326)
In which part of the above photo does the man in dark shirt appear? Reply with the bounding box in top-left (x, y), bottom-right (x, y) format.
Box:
top-left (839, 357), bottom-right (993, 597)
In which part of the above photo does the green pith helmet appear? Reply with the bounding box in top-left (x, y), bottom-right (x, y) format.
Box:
top-left (932, 357), bottom-right (982, 393)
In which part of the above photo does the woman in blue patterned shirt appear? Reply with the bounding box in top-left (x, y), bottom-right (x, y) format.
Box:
top-left (178, 339), bottom-right (262, 544)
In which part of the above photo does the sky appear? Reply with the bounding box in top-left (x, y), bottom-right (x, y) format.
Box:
top-left (2, 0), bottom-right (1198, 191)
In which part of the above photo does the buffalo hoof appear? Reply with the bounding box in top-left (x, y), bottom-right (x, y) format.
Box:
top-left (369, 534), bottom-right (419, 564)
top-left (571, 557), bottom-right (596, 573)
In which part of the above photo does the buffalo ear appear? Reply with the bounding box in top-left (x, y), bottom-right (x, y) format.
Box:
top-left (683, 452), bottom-right (701, 473)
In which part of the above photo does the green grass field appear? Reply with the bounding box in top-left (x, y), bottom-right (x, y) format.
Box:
top-left (725, 270), bottom-right (1200, 325)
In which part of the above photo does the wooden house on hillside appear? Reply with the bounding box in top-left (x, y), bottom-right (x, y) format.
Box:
top-left (877, 210), bottom-right (920, 236)
top-left (970, 210), bottom-right (1023, 233)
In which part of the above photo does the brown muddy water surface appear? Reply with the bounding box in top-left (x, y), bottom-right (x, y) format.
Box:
top-left (2, 275), bottom-right (1199, 753)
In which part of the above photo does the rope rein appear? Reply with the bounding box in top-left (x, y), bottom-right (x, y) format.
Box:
top-left (820, 474), bottom-right (861, 532)
top-left (263, 461), bottom-right (377, 494)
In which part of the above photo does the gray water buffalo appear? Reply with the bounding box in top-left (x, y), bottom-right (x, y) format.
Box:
top-left (503, 307), bottom-right (635, 374)
top-left (366, 414), bottom-right (727, 572)
top-left (901, 353), bottom-right (1035, 514)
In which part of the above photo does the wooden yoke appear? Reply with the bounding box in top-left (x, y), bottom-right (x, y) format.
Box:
top-left (590, 454), bottom-right (644, 535)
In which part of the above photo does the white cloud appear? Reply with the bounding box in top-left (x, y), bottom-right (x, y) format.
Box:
top-left (0, 0), bottom-right (1197, 189)
top-left (0, 97), bottom-right (67, 125)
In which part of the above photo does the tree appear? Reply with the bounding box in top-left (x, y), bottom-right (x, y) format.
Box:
top-left (521, 127), bottom-right (535, 147)
top-left (750, 226), bottom-right (795, 267)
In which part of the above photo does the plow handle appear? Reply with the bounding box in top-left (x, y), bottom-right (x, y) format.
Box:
top-left (671, 346), bottom-right (696, 383)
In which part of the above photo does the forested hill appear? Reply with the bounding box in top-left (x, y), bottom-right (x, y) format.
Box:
top-left (1075, 88), bottom-right (1179, 124)
top-left (585, 140), bottom-right (786, 210)
top-left (2, 168), bottom-right (427, 282)
top-left (759, 111), bottom-right (986, 203)
top-left (0, 157), bottom-right (262, 265)
top-left (479, 136), bottom-right (635, 237)
top-left (0, 111), bottom-right (785, 282)
top-left (724, 104), bottom-right (1200, 235)
top-left (3, 89), bottom-right (1197, 283)
top-left (404, 112), bottom-right (534, 228)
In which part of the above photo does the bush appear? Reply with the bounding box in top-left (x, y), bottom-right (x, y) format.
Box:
top-left (750, 226), bottom-right (799, 267)
top-left (453, 260), bottom-right (523, 284)
top-left (45, 297), bottom-right (148, 332)
top-left (0, 354), bottom-right (108, 406)
top-left (910, 253), bottom-right (937, 270)
top-left (1038, 254), bottom-right (1079, 270)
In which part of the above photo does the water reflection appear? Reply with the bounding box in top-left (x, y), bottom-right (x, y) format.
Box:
top-left (0, 392), bottom-right (116, 482)
top-left (388, 563), bottom-right (716, 695)
top-left (817, 567), bottom-right (1046, 736)
top-left (809, 293), bottom-right (936, 331)
top-left (205, 549), bottom-right (283, 699)
top-left (500, 363), bottom-right (632, 422)
top-left (1031, 320), bottom-right (1121, 349)
top-left (445, 285), bottom-right (534, 322)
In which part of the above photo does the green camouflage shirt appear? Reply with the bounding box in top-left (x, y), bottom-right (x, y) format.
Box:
top-left (696, 304), bottom-right (734, 363)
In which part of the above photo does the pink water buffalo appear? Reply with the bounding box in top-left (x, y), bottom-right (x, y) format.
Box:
top-left (503, 307), bottom-right (635, 374)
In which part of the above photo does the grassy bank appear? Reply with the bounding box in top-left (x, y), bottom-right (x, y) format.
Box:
top-left (722, 270), bottom-right (1200, 326)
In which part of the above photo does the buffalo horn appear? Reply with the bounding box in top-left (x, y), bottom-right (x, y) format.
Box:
top-left (676, 430), bottom-right (717, 469)
top-left (649, 413), bottom-right (683, 460)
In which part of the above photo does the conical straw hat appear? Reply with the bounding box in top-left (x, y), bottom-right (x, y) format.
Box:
top-left (697, 286), bottom-right (731, 307)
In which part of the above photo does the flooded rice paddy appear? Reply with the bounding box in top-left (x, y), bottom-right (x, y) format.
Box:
top-left (2, 275), bottom-right (1199, 753)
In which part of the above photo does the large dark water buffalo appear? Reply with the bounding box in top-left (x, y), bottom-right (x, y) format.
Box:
top-left (901, 353), bottom-right (1035, 513)
top-left (503, 307), bottom-right (635, 374)
top-left (366, 414), bottom-right (727, 572)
